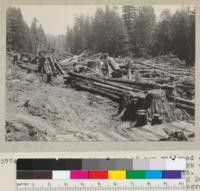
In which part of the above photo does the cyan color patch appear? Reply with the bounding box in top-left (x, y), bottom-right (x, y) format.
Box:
top-left (145, 170), bottom-right (162, 179)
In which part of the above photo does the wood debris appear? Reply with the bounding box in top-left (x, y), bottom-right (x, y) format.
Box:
top-left (14, 50), bottom-right (195, 129)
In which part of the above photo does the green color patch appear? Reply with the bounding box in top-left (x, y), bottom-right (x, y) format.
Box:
top-left (126, 170), bottom-right (146, 179)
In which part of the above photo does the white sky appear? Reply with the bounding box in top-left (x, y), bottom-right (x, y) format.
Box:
top-left (19, 5), bottom-right (183, 35)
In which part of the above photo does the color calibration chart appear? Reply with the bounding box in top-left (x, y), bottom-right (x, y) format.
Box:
top-left (16, 158), bottom-right (186, 191)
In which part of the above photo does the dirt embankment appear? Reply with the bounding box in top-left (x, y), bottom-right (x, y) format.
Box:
top-left (6, 56), bottom-right (129, 141)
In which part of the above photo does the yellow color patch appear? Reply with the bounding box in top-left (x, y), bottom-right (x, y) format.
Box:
top-left (108, 170), bottom-right (126, 179)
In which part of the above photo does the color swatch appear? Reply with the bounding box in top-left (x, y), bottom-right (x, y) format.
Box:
top-left (17, 170), bottom-right (183, 180)
top-left (17, 159), bottom-right (185, 180)
top-left (17, 158), bottom-right (186, 170)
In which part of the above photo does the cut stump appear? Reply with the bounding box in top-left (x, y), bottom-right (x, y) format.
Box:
top-left (146, 89), bottom-right (176, 123)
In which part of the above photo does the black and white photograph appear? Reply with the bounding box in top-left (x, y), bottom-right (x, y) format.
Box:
top-left (6, 5), bottom-right (195, 141)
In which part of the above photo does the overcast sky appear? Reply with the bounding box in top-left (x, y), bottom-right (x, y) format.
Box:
top-left (19, 5), bottom-right (183, 35)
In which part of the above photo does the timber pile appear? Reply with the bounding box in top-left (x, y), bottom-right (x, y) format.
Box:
top-left (44, 55), bottom-right (65, 76)
top-left (132, 60), bottom-right (194, 97)
top-left (16, 55), bottom-right (65, 76)
top-left (58, 51), bottom-right (124, 78)
top-left (102, 77), bottom-right (195, 113)
top-left (59, 51), bottom-right (194, 100)
top-left (64, 72), bottom-right (194, 126)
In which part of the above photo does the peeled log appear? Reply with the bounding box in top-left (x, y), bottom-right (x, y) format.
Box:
top-left (146, 89), bottom-right (176, 123)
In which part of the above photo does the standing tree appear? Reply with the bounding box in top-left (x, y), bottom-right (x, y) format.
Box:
top-left (134, 6), bottom-right (156, 57)
top-left (122, 6), bottom-right (138, 54)
top-left (188, 7), bottom-right (195, 65)
top-left (93, 6), bottom-right (129, 56)
top-left (92, 8), bottom-right (106, 53)
top-left (7, 7), bottom-right (31, 52)
top-left (65, 27), bottom-right (74, 53)
top-left (30, 18), bottom-right (39, 54)
top-left (152, 9), bottom-right (172, 56)
top-left (170, 9), bottom-right (194, 65)
top-left (37, 24), bottom-right (47, 51)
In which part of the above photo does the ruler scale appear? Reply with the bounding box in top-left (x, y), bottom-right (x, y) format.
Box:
top-left (16, 159), bottom-right (186, 191)
top-left (17, 181), bottom-right (186, 191)
top-left (17, 180), bottom-right (186, 191)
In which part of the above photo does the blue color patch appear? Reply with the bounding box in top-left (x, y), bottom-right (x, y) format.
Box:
top-left (145, 170), bottom-right (162, 179)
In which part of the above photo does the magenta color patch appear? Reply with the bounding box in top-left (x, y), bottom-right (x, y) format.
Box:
top-left (70, 170), bottom-right (89, 179)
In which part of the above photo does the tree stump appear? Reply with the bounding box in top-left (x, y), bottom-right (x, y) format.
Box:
top-left (118, 93), bottom-right (129, 115)
top-left (135, 110), bottom-right (147, 127)
top-left (121, 96), bottom-right (137, 121)
top-left (151, 113), bottom-right (162, 125)
top-left (145, 89), bottom-right (176, 123)
top-left (120, 93), bottom-right (146, 122)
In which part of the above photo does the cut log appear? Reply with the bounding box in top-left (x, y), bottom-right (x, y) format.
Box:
top-left (17, 64), bottom-right (38, 72)
top-left (68, 76), bottom-right (128, 97)
top-left (93, 86), bottom-right (122, 97)
top-left (47, 56), bottom-right (57, 76)
top-left (134, 61), bottom-right (171, 73)
top-left (167, 96), bottom-right (194, 107)
top-left (110, 82), bottom-right (143, 92)
top-left (54, 62), bottom-right (65, 75)
top-left (105, 77), bottom-right (175, 90)
top-left (44, 61), bottom-right (52, 75)
top-left (92, 82), bottom-right (130, 95)
top-left (52, 56), bottom-right (65, 75)
top-left (128, 68), bottom-right (132, 80)
top-left (106, 59), bottom-right (113, 77)
top-left (66, 72), bottom-right (139, 92)
top-left (107, 57), bottom-right (120, 70)
top-left (74, 83), bottom-right (119, 101)
top-left (175, 103), bottom-right (195, 114)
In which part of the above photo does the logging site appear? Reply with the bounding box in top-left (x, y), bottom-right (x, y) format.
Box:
top-left (6, 5), bottom-right (195, 141)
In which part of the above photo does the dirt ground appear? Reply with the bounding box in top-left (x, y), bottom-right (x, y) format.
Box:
top-left (6, 56), bottom-right (195, 141)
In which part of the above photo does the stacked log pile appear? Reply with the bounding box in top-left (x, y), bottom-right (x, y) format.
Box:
top-left (64, 72), bottom-right (194, 126)
top-left (128, 60), bottom-right (195, 100)
top-left (58, 51), bottom-right (125, 78)
top-left (59, 52), bottom-right (194, 101)
top-left (17, 55), bottom-right (65, 76)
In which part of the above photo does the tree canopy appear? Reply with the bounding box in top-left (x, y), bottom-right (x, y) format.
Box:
top-left (7, 6), bottom-right (195, 65)
top-left (7, 7), bottom-right (47, 54)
